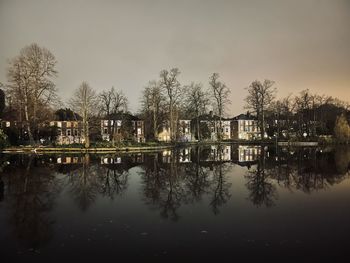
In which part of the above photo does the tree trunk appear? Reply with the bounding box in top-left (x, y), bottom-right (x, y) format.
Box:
top-left (24, 95), bottom-right (34, 144)
top-left (197, 115), bottom-right (200, 141)
top-left (260, 110), bottom-right (265, 139)
top-left (153, 107), bottom-right (157, 140)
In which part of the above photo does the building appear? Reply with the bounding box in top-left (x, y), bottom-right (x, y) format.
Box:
top-left (178, 119), bottom-right (193, 142)
top-left (49, 120), bottom-right (85, 145)
top-left (158, 119), bottom-right (194, 142)
top-left (197, 112), bottom-right (231, 141)
top-left (101, 113), bottom-right (145, 143)
top-left (158, 122), bottom-right (171, 142)
top-left (230, 113), bottom-right (260, 140)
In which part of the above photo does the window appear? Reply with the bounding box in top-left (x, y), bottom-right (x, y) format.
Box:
top-left (117, 120), bottom-right (122, 127)
top-left (57, 121), bottom-right (62, 128)
top-left (137, 128), bottom-right (142, 135)
top-left (104, 128), bottom-right (108, 134)
top-left (66, 129), bottom-right (71, 136)
top-left (66, 122), bottom-right (71, 128)
top-left (104, 120), bottom-right (109, 126)
top-left (225, 127), bottom-right (229, 133)
top-left (74, 129), bottom-right (78, 136)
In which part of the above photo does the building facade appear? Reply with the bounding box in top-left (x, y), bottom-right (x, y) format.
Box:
top-left (197, 113), bottom-right (231, 141)
top-left (49, 120), bottom-right (85, 145)
top-left (101, 113), bottom-right (145, 143)
top-left (178, 119), bottom-right (193, 142)
top-left (231, 114), bottom-right (260, 140)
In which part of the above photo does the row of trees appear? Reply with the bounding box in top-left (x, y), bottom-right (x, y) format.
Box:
top-left (244, 80), bottom-right (350, 141)
top-left (140, 68), bottom-right (231, 141)
top-left (2, 43), bottom-right (233, 146)
top-left (1, 43), bottom-right (350, 146)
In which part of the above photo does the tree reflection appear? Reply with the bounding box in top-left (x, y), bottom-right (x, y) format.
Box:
top-left (334, 146), bottom-right (350, 175)
top-left (184, 147), bottom-right (211, 203)
top-left (97, 166), bottom-right (128, 199)
top-left (209, 145), bottom-right (232, 214)
top-left (65, 154), bottom-right (99, 211)
top-left (266, 147), bottom-right (350, 194)
top-left (245, 150), bottom-right (277, 207)
top-left (1, 154), bottom-right (60, 251)
top-left (140, 151), bottom-right (187, 221)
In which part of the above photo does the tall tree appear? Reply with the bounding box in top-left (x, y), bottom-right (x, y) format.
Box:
top-left (245, 79), bottom-right (276, 139)
top-left (6, 43), bottom-right (58, 144)
top-left (70, 82), bottom-right (97, 148)
top-left (209, 73), bottom-right (231, 141)
top-left (159, 68), bottom-right (183, 141)
top-left (0, 86), bottom-right (5, 118)
top-left (140, 80), bottom-right (166, 140)
top-left (334, 113), bottom-right (350, 143)
top-left (99, 86), bottom-right (128, 117)
top-left (294, 89), bottom-right (317, 137)
top-left (185, 82), bottom-right (209, 141)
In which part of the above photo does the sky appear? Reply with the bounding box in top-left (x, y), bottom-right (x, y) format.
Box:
top-left (0, 0), bottom-right (349, 115)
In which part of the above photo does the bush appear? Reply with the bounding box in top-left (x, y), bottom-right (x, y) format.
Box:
top-left (0, 129), bottom-right (9, 149)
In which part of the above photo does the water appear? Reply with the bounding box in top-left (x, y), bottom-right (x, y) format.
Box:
top-left (0, 145), bottom-right (350, 261)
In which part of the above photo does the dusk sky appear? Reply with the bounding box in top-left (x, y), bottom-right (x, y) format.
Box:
top-left (0, 0), bottom-right (349, 115)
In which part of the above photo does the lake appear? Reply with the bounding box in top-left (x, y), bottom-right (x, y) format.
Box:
top-left (1, 145), bottom-right (350, 261)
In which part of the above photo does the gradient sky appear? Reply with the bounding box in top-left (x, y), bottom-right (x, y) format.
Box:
top-left (0, 0), bottom-right (349, 115)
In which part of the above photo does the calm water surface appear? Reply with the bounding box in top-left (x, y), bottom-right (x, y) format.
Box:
top-left (1, 145), bottom-right (350, 261)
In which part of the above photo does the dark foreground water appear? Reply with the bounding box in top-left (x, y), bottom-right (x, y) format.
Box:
top-left (0, 145), bottom-right (350, 261)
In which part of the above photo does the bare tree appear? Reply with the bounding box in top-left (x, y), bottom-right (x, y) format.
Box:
top-left (185, 82), bottom-right (209, 141)
top-left (99, 86), bottom-right (128, 117)
top-left (209, 73), bottom-right (231, 141)
top-left (273, 94), bottom-right (296, 138)
top-left (159, 68), bottom-right (183, 141)
top-left (6, 43), bottom-right (58, 144)
top-left (245, 79), bottom-right (276, 139)
top-left (70, 82), bottom-right (97, 148)
top-left (140, 80), bottom-right (166, 140)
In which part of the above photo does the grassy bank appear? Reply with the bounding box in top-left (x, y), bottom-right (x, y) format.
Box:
top-left (1, 140), bottom-right (273, 153)
top-left (5, 137), bottom-right (348, 154)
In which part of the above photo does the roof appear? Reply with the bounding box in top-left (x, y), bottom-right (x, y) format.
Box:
top-left (231, 113), bottom-right (258, 121)
top-left (105, 112), bottom-right (141, 121)
top-left (194, 113), bottom-right (230, 121)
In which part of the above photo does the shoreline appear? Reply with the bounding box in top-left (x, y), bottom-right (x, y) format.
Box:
top-left (0, 140), bottom-right (323, 154)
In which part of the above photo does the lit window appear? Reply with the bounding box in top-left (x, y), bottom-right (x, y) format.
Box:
top-left (66, 129), bottom-right (71, 136)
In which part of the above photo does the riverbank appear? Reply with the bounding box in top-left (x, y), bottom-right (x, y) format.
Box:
top-left (0, 139), bottom-right (323, 154)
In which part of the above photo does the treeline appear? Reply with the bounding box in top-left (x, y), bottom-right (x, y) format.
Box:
top-left (0, 43), bottom-right (350, 146)
top-left (244, 81), bottom-right (350, 142)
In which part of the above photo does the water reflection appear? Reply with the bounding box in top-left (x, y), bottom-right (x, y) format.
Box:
top-left (0, 145), bottom-right (350, 254)
top-left (0, 155), bottom-right (61, 252)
